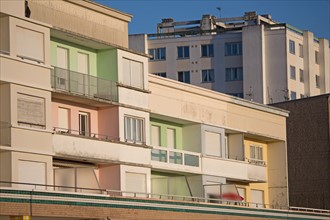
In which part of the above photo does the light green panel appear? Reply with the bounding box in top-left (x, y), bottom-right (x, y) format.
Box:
top-left (50, 38), bottom-right (97, 77)
top-left (151, 173), bottom-right (191, 197)
top-left (150, 119), bottom-right (183, 150)
top-left (97, 49), bottom-right (118, 81)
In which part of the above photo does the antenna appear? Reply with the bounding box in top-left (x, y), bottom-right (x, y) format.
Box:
top-left (216, 7), bottom-right (221, 18)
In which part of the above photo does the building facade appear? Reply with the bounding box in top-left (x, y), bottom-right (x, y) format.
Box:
top-left (129, 13), bottom-right (330, 104)
top-left (1, 1), bottom-right (329, 219)
top-left (273, 94), bottom-right (330, 210)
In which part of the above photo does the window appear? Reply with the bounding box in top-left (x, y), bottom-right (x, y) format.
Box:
top-left (149, 48), bottom-right (166, 61)
top-left (290, 91), bottom-right (297, 100)
top-left (124, 116), bottom-right (144, 143)
top-left (122, 58), bottom-right (144, 89)
top-left (177, 46), bottom-right (190, 59)
top-left (299, 44), bottom-right (303, 57)
top-left (178, 71), bottom-right (190, 83)
top-left (201, 44), bottom-right (214, 57)
top-left (153, 72), bottom-right (167, 77)
top-left (225, 67), bottom-right (243, 81)
top-left (250, 190), bottom-right (264, 208)
top-left (300, 94), bottom-right (305, 98)
top-left (202, 69), bottom-right (214, 83)
top-left (289, 40), bottom-right (295, 54)
top-left (205, 131), bottom-right (221, 157)
top-left (227, 93), bottom-right (244, 98)
top-left (315, 51), bottom-right (319, 64)
top-left (290, 66), bottom-right (296, 80)
top-left (151, 125), bottom-right (160, 146)
top-left (79, 112), bottom-right (90, 136)
top-left (166, 128), bottom-right (176, 148)
top-left (225, 42), bottom-right (242, 56)
top-left (299, 69), bottom-right (304, 82)
top-left (250, 145), bottom-right (263, 161)
top-left (17, 93), bottom-right (45, 129)
top-left (58, 107), bottom-right (70, 131)
top-left (316, 75), bottom-right (320, 88)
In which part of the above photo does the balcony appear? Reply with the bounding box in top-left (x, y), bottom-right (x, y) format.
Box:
top-left (151, 146), bottom-right (201, 173)
top-left (51, 66), bottom-right (118, 103)
top-left (52, 128), bottom-right (150, 166)
top-left (202, 156), bottom-right (267, 182)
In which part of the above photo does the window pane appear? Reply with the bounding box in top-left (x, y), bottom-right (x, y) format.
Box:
top-left (209, 45), bottom-right (214, 56)
top-left (178, 47), bottom-right (183, 58)
top-left (184, 46), bottom-right (190, 58)
top-left (201, 45), bottom-right (207, 57)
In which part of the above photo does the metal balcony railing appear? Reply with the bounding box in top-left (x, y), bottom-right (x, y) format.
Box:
top-left (53, 127), bottom-right (119, 142)
top-left (151, 146), bottom-right (201, 167)
top-left (51, 66), bottom-right (118, 102)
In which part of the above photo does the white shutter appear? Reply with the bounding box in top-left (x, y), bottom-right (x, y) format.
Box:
top-left (58, 107), bottom-right (69, 130)
top-left (122, 58), bottom-right (131, 86)
top-left (250, 189), bottom-right (264, 207)
top-left (167, 128), bottom-right (176, 149)
top-left (17, 93), bottom-right (45, 128)
top-left (131, 60), bottom-right (143, 89)
top-left (151, 126), bottom-right (160, 146)
top-left (16, 26), bottom-right (44, 62)
top-left (205, 131), bottom-right (221, 157)
top-left (57, 47), bottom-right (69, 69)
top-left (18, 160), bottom-right (46, 189)
top-left (125, 172), bottom-right (146, 193)
top-left (77, 52), bottom-right (89, 74)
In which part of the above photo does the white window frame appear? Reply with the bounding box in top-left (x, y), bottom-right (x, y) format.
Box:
top-left (177, 46), bottom-right (190, 59)
top-left (290, 65), bottom-right (296, 80)
top-left (289, 40), bottom-right (295, 54)
top-left (79, 111), bottom-right (90, 136)
top-left (149, 48), bottom-right (166, 61)
top-left (124, 116), bottom-right (144, 144)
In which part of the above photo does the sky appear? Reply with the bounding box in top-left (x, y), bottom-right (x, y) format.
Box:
top-left (96, 0), bottom-right (330, 40)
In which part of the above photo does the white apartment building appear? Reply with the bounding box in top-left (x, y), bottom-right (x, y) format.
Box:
top-left (129, 12), bottom-right (330, 104)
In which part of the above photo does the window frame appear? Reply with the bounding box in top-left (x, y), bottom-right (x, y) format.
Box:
top-left (149, 48), bottom-right (166, 61)
top-left (289, 40), bottom-right (295, 54)
top-left (124, 115), bottom-right (145, 144)
top-left (177, 46), bottom-right (190, 59)
top-left (201, 69), bottom-right (215, 83)
top-left (201, 44), bottom-right (214, 57)
top-left (316, 75), bottom-right (320, 88)
top-left (299, 69), bottom-right (304, 83)
top-left (290, 91), bottom-right (297, 100)
top-left (153, 72), bottom-right (167, 78)
top-left (225, 67), bottom-right (243, 81)
top-left (225, 42), bottom-right (242, 56)
top-left (290, 65), bottom-right (296, 80)
top-left (178, 71), bottom-right (191, 84)
top-left (299, 44), bottom-right (303, 58)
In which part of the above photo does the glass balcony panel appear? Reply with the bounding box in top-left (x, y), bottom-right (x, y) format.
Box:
top-left (151, 149), bottom-right (167, 162)
top-left (169, 151), bottom-right (182, 164)
top-left (184, 154), bottom-right (199, 167)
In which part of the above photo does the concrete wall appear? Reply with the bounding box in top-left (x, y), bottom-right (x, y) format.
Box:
top-left (29, 0), bottom-right (131, 48)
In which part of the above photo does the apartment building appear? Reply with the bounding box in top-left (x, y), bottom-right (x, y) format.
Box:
top-left (1, 1), bottom-right (329, 219)
top-left (129, 13), bottom-right (330, 104)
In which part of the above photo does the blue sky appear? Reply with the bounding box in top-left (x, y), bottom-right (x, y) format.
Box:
top-left (96, 0), bottom-right (330, 40)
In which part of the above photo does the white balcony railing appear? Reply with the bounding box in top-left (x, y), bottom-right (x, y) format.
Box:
top-left (151, 146), bottom-right (201, 168)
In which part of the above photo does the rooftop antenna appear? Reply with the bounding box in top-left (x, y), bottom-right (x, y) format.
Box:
top-left (216, 7), bottom-right (221, 18)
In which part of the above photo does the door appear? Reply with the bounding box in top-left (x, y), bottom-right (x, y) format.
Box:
top-left (79, 112), bottom-right (90, 136)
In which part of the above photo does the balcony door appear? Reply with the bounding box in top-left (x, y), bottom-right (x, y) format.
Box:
top-left (79, 112), bottom-right (90, 136)
top-left (77, 52), bottom-right (89, 95)
top-left (56, 47), bottom-right (69, 90)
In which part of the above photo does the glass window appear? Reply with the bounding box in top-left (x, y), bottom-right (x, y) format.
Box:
top-left (79, 112), bottom-right (90, 136)
top-left (315, 51), bottom-right (319, 64)
top-left (299, 44), bottom-right (303, 58)
top-left (299, 69), bottom-right (304, 82)
top-left (225, 42), bottom-right (242, 56)
top-left (316, 75), bottom-right (320, 88)
top-left (225, 67), bottom-right (243, 81)
top-left (290, 66), bottom-right (296, 80)
top-left (178, 71), bottom-right (190, 83)
top-left (290, 91), bottom-right (297, 100)
top-left (250, 145), bottom-right (263, 160)
top-left (149, 48), bottom-right (166, 61)
top-left (202, 69), bottom-right (214, 83)
top-left (153, 72), bottom-right (167, 77)
top-left (124, 116), bottom-right (144, 144)
top-left (201, 44), bottom-right (214, 57)
top-left (289, 40), bottom-right (295, 54)
top-left (177, 46), bottom-right (190, 59)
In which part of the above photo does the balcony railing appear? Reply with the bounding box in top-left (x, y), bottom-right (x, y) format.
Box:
top-left (53, 127), bottom-right (119, 142)
top-left (51, 66), bottom-right (118, 102)
top-left (151, 146), bottom-right (201, 167)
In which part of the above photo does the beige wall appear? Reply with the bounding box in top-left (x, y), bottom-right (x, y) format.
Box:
top-left (0, 0), bottom-right (24, 17)
top-left (29, 0), bottom-right (131, 48)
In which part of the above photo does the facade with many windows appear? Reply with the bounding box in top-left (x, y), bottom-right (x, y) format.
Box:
top-left (2, 1), bottom-right (329, 219)
top-left (129, 13), bottom-right (329, 104)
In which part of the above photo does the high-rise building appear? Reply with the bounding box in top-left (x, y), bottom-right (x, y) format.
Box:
top-left (129, 12), bottom-right (329, 104)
